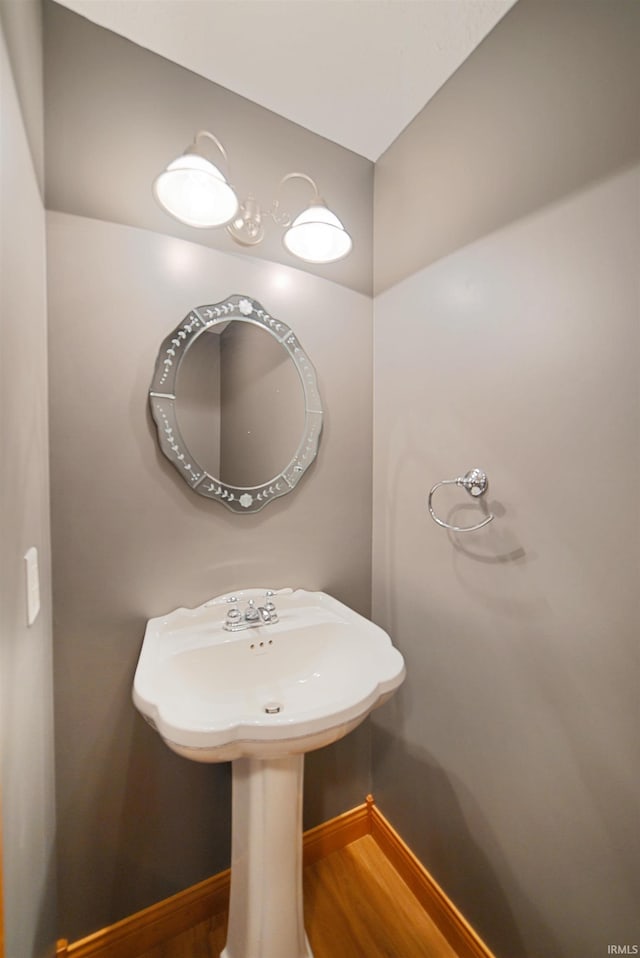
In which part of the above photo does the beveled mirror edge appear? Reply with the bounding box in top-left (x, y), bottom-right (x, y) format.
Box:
top-left (149, 294), bottom-right (323, 513)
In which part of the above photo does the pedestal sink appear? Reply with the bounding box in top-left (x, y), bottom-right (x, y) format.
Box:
top-left (133, 588), bottom-right (405, 958)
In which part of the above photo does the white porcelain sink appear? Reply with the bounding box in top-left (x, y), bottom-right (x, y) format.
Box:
top-left (133, 588), bottom-right (405, 762)
top-left (133, 588), bottom-right (405, 958)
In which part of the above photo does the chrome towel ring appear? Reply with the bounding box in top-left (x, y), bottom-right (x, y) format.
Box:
top-left (428, 468), bottom-right (494, 533)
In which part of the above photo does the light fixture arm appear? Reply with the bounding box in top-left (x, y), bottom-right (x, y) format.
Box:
top-left (188, 130), bottom-right (231, 170)
top-left (276, 172), bottom-right (321, 202)
top-left (270, 172), bottom-right (322, 227)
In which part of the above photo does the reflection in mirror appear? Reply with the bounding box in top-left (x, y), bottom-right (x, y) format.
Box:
top-left (149, 295), bottom-right (323, 513)
top-left (175, 323), bottom-right (305, 488)
top-left (174, 322), bottom-right (222, 479)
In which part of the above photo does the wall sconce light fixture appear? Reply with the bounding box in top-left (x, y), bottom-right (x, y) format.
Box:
top-left (153, 130), bottom-right (353, 265)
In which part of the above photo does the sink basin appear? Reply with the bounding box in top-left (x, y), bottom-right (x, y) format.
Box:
top-left (133, 588), bottom-right (405, 762)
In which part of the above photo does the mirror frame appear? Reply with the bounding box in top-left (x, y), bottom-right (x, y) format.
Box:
top-left (149, 294), bottom-right (323, 512)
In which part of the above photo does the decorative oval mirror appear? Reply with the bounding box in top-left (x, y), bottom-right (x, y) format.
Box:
top-left (149, 295), bottom-right (323, 512)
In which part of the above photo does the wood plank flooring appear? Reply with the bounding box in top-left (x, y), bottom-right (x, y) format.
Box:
top-left (137, 835), bottom-right (459, 958)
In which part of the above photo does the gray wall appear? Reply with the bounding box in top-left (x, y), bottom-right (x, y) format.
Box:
top-left (0, 2), bottom-right (57, 956)
top-left (0, 0), bottom-right (44, 191)
top-left (29, 0), bottom-right (640, 954)
top-left (374, 0), bottom-right (640, 295)
top-left (43, 4), bottom-right (375, 941)
top-left (371, 3), bottom-right (640, 957)
top-left (47, 212), bottom-right (373, 940)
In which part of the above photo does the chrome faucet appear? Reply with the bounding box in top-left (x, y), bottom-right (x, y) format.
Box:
top-left (224, 592), bottom-right (279, 632)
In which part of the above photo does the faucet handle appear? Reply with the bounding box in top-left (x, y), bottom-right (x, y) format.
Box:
top-left (244, 598), bottom-right (260, 622)
top-left (224, 596), bottom-right (241, 629)
top-left (264, 590), bottom-right (278, 621)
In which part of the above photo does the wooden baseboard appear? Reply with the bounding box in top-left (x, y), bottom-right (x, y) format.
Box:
top-left (55, 868), bottom-right (231, 958)
top-left (369, 798), bottom-right (495, 958)
top-left (57, 796), bottom-right (495, 958)
top-left (302, 797), bottom-right (371, 866)
top-left (55, 801), bottom-right (370, 958)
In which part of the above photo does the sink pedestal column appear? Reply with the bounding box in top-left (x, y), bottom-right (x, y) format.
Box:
top-left (221, 755), bottom-right (314, 958)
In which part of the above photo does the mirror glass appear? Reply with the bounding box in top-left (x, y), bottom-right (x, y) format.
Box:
top-left (149, 296), bottom-right (323, 512)
top-left (174, 322), bottom-right (305, 488)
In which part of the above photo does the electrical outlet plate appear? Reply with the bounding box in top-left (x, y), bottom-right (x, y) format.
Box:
top-left (24, 546), bottom-right (40, 626)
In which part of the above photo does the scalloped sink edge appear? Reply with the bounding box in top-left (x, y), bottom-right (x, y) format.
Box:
top-left (133, 588), bottom-right (405, 762)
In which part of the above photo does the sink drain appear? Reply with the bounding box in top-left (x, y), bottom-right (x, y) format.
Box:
top-left (263, 702), bottom-right (282, 714)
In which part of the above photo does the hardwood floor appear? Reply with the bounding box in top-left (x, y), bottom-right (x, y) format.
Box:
top-left (137, 835), bottom-right (459, 958)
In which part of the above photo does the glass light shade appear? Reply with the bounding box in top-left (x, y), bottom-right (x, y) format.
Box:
top-left (153, 154), bottom-right (239, 228)
top-left (283, 204), bottom-right (352, 264)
